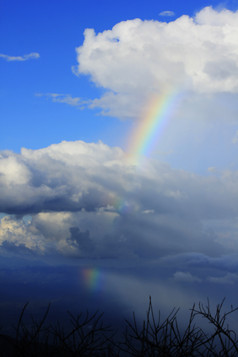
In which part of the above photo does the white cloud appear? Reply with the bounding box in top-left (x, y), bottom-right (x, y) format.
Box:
top-left (0, 156), bottom-right (31, 185)
top-left (159, 11), bottom-right (175, 17)
top-left (74, 7), bottom-right (238, 119)
top-left (0, 52), bottom-right (40, 62)
top-left (36, 93), bottom-right (88, 107)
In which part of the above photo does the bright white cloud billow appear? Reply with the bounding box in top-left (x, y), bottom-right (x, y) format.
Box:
top-left (0, 52), bottom-right (40, 62)
top-left (74, 7), bottom-right (238, 119)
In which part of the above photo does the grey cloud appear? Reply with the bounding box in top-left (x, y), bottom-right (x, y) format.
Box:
top-left (208, 273), bottom-right (238, 285)
top-left (67, 227), bottom-right (94, 256)
top-left (1, 241), bottom-right (34, 255)
top-left (0, 140), bottom-right (238, 260)
top-left (173, 271), bottom-right (202, 283)
top-left (204, 59), bottom-right (238, 83)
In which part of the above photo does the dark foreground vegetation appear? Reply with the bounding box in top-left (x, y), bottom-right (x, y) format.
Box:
top-left (1, 298), bottom-right (238, 356)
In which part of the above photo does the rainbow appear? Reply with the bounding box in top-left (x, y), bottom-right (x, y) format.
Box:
top-left (127, 88), bottom-right (181, 165)
top-left (111, 196), bottom-right (132, 215)
top-left (82, 268), bottom-right (102, 291)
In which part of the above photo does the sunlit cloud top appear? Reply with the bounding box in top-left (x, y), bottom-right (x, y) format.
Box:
top-left (74, 7), bottom-right (238, 120)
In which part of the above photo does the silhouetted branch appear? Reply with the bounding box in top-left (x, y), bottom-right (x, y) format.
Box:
top-left (1, 297), bottom-right (238, 356)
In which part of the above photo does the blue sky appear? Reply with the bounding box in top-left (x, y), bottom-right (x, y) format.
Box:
top-left (1, 0), bottom-right (238, 332)
top-left (1, 0), bottom-right (237, 159)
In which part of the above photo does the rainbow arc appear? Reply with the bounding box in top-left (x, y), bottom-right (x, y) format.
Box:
top-left (127, 88), bottom-right (181, 165)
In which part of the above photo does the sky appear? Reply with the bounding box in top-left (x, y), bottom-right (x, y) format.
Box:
top-left (1, 0), bottom-right (238, 333)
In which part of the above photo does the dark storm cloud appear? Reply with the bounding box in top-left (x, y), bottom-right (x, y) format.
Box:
top-left (0, 140), bottom-right (238, 261)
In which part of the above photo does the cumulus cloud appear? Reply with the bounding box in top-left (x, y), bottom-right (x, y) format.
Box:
top-left (0, 140), bottom-right (238, 260)
top-left (0, 215), bottom-right (45, 253)
top-left (73, 7), bottom-right (238, 119)
top-left (0, 52), bottom-right (40, 62)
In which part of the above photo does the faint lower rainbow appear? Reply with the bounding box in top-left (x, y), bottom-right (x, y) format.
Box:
top-left (127, 88), bottom-right (181, 165)
top-left (111, 196), bottom-right (132, 215)
top-left (82, 268), bottom-right (102, 291)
